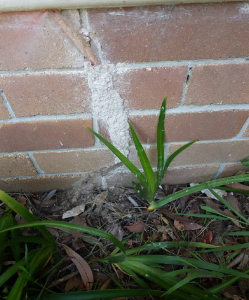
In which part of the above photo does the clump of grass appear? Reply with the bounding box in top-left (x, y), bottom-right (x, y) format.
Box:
top-left (1, 97), bottom-right (249, 299)
top-left (86, 97), bottom-right (249, 209)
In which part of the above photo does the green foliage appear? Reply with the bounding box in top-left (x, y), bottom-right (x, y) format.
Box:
top-left (148, 173), bottom-right (249, 210)
top-left (241, 156), bottom-right (249, 167)
top-left (1, 190), bottom-right (249, 299)
top-left (86, 98), bottom-right (196, 203)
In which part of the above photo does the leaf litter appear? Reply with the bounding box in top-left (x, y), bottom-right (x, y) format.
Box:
top-left (2, 182), bottom-right (249, 299)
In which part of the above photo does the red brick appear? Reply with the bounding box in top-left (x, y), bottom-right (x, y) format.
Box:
top-left (106, 165), bottom-right (219, 186)
top-left (162, 165), bottom-right (219, 184)
top-left (128, 145), bottom-right (157, 168)
top-left (185, 63), bottom-right (249, 106)
top-left (0, 153), bottom-right (37, 177)
top-left (243, 125), bottom-right (249, 137)
top-left (0, 174), bottom-right (87, 192)
top-left (0, 73), bottom-right (91, 117)
top-left (129, 110), bottom-right (249, 143)
top-left (0, 11), bottom-right (85, 70)
top-left (168, 140), bottom-right (249, 166)
top-left (0, 100), bottom-right (9, 119)
top-left (0, 118), bottom-right (93, 152)
top-left (88, 3), bottom-right (249, 63)
top-left (33, 149), bottom-right (114, 174)
top-left (218, 163), bottom-right (249, 178)
top-left (114, 67), bottom-right (187, 110)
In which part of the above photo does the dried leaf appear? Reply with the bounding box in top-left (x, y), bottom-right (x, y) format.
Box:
top-left (100, 278), bottom-right (111, 290)
top-left (159, 208), bottom-right (189, 223)
top-left (203, 199), bottom-right (235, 218)
top-left (225, 194), bottom-right (244, 216)
top-left (223, 292), bottom-right (246, 300)
top-left (65, 275), bottom-right (83, 292)
top-left (72, 216), bottom-right (87, 239)
top-left (31, 197), bottom-right (57, 208)
top-left (225, 183), bottom-right (249, 191)
top-left (17, 196), bottom-right (26, 206)
top-left (81, 234), bottom-right (103, 249)
top-left (238, 253), bottom-right (249, 270)
top-left (160, 208), bottom-right (202, 230)
top-left (72, 238), bottom-right (85, 251)
top-left (174, 220), bottom-right (185, 231)
top-left (183, 222), bottom-right (202, 231)
top-left (94, 191), bottom-right (108, 215)
top-left (202, 230), bottom-right (212, 244)
top-left (109, 223), bottom-right (123, 241)
top-left (62, 244), bottom-right (93, 291)
top-left (157, 225), bottom-right (176, 240)
top-left (62, 204), bottom-right (86, 219)
top-left (47, 228), bottom-right (59, 238)
top-left (239, 277), bottom-right (249, 295)
top-left (124, 220), bottom-right (147, 233)
top-left (160, 214), bottom-right (169, 225)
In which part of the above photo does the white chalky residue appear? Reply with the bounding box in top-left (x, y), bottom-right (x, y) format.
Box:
top-left (190, 183), bottom-right (227, 200)
top-left (239, 3), bottom-right (249, 14)
top-left (86, 63), bottom-right (131, 159)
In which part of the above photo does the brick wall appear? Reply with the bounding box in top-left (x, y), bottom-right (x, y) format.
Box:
top-left (0, 2), bottom-right (249, 192)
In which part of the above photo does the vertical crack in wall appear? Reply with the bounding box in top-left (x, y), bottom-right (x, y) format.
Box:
top-left (86, 63), bottom-right (131, 159)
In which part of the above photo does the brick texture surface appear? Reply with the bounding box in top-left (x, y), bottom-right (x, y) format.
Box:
top-left (106, 165), bottom-right (219, 186)
top-left (0, 100), bottom-right (9, 119)
top-left (33, 149), bottom-right (114, 174)
top-left (0, 174), bottom-right (88, 192)
top-left (162, 165), bottom-right (219, 184)
top-left (129, 110), bottom-right (249, 143)
top-left (114, 67), bottom-right (187, 110)
top-left (0, 11), bottom-right (85, 70)
top-left (88, 3), bottom-right (249, 63)
top-left (128, 145), bottom-right (157, 168)
top-left (0, 118), bottom-right (93, 152)
top-left (218, 163), bottom-right (249, 178)
top-left (243, 125), bottom-right (249, 137)
top-left (168, 140), bottom-right (249, 166)
top-left (0, 153), bottom-right (37, 177)
top-left (0, 73), bottom-right (91, 117)
top-left (185, 64), bottom-right (249, 106)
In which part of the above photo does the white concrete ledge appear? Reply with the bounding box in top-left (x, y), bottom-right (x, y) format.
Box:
top-left (0, 0), bottom-right (246, 12)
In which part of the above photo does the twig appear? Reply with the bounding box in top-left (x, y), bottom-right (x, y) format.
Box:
top-left (48, 270), bottom-right (79, 288)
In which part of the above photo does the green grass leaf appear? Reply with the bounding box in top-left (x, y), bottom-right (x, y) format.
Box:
top-left (208, 188), bottom-right (248, 224)
top-left (241, 156), bottom-right (249, 167)
top-left (156, 97), bottom-right (166, 185)
top-left (129, 122), bottom-right (155, 198)
top-left (223, 231), bottom-right (249, 236)
top-left (162, 270), bottom-right (224, 296)
top-left (28, 289), bottom-right (164, 300)
top-left (0, 190), bottom-right (54, 243)
top-left (163, 140), bottom-right (196, 177)
top-left (85, 127), bottom-right (148, 190)
top-left (217, 186), bottom-right (249, 195)
top-left (174, 213), bottom-right (228, 221)
top-left (127, 255), bottom-right (249, 279)
top-left (126, 241), bottom-right (216, 255)
top-left (0, 236), bottom-right (49, 253)
top-left (203, 242), bottom-right (249, 253)
top-left (1, 220), bottom-right (126, 254)
top-left (148, 174), bottom-right (249, 211)
top-left (124, 261), bottom-right (219, 300)
top-left (200, 206), bottom-right (246, 225)
top-left (131, 180), bottom-right (148, 200)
